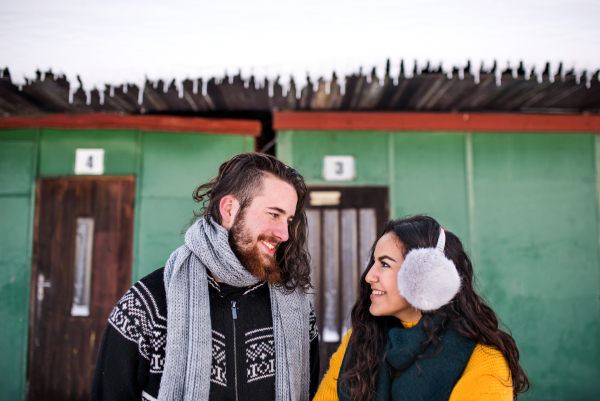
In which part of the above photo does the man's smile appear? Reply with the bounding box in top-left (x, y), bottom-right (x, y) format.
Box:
top-left (260, 239), bottom-right (278, 254)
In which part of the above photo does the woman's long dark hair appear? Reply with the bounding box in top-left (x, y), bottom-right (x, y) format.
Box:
top-left (340, 215), bottom-right (530, 400)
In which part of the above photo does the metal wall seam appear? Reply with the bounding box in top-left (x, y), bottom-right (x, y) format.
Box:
top-left (595, 134), bottom-right (600, 299)
top-left (465, 132), bottom-right (477, 263)
top-left (275, 130), bottom-right (294, 168)
top-left (131, 129), bottom-right (144, 283)
top-left (388, 133), bottom-right (395, 217)
top-left (23, 127), bottom-right (40, 401)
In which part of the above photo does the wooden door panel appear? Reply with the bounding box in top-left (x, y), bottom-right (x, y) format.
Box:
top-left (306, 186), bottom-right (388, 381)
top-left (28, 177), bottom-right (134, 401)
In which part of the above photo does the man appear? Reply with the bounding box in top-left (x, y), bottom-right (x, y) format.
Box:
top-left (92, 153), bottom-right (319, 401)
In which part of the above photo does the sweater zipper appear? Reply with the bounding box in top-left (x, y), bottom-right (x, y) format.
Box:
top-left (232, 300), bottom-right (239, 401)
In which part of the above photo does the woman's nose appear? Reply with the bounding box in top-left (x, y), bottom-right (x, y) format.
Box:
top-left (365, 267), bottom-right (377, 283)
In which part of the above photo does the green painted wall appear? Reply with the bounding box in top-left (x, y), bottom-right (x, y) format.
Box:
top-left (471, 133), bottom-right (600, 400)
top-left (134, 132), bottom-right (254, 280)
top-left (0, 129), bottom-right (38, 401)
top-left (3, 123), bottom-right (598, 399)
top-left (278, 130), bottom-right (390, 186)
top-left (278, 130), bottom-right (469, 239)
top-left (278, 129), bottom-right (600, 400)
top-left (0, 126), bottom-right (254, 400)
top-left (38, 128), bottom-right (139, 177)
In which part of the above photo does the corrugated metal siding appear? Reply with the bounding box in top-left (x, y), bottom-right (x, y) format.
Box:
top-left (0, 129), bottom-right (37, 401)
top-left (278, 129), bottom-right (600, 400)
top-left (0, 127), bottom-right (255, 399)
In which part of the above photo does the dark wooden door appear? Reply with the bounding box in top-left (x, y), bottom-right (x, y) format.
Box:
top-left (306, 186), bottom-right (388, 379)
top-left (28, 177), bottom-right (135, 401)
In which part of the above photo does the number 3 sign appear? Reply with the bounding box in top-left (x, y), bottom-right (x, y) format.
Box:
top-left (323, 156), bottom-right (356, 181)
top-left (75, 149), bottom-right (105, 175)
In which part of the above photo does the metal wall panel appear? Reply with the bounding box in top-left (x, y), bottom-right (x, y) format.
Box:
top-left (340, 209), bottom-right (358, 334)
top-left (359, 208), bottom-right (377, 270)
top-left (0, 135), bottom-right (36, 401)
top-left (472, 133), bottom-right (600, 399)
top-left (282, 130), bottom-right (389, 186)
top-left (135, 132), bottom-right (254, 280)
top-left (306, 209), bottom-right (321, 305)
top-left (322, 209), bottom-right (340, 343)
top-left (38, 129), bottom-right (138, 177)
top-left (281, 129), bottom-right (600, 399)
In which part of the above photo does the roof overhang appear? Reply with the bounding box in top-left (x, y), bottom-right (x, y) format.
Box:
top-left (273, 112), bottom-right (600, 133)
top-left (0, 113), bottom-right (261, 136)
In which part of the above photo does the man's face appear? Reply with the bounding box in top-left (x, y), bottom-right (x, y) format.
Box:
top-left (229, 175), bottom-right (298, 283)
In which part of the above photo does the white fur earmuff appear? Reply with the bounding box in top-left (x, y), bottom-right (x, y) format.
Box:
top-left (397, 228), bottom-right (461, 311)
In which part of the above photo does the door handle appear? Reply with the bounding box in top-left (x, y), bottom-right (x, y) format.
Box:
top-left (37, 273), bottom-right (52, 301)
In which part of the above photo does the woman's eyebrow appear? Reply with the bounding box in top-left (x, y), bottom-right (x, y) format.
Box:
top-left (378, 255), bottom-right (397, 263)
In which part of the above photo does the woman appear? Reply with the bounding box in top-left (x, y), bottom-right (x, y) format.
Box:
top-left (315, 215), bottom-right (530, 401)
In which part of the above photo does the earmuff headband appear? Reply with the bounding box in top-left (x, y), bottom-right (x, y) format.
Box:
top-left (397, 227), bottom-right (461, 312)
top-left (436, 227), bottom-right (446, 253)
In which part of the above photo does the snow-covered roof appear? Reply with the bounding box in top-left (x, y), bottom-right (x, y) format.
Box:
top-left (1, 0), bottom-right (599, 101)
top-left (1, 61), bottom-right (598, 116)
top-left (1, 0), bottom-right (599, 115)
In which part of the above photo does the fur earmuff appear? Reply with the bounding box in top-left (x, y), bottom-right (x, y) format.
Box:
top-left (397, 228), bottom-right (461, 311)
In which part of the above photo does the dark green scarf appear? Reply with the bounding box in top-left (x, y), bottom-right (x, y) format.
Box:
top-left (338, 317), bottom-right (476, 401)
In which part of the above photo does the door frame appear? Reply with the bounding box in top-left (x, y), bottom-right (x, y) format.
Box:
top-left (306, 185), bottom-right (389, 378)
top-left (27, 175), bottom-right (136, 400)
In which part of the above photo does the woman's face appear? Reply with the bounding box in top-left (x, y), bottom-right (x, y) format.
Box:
top-left (365, 233), bottom-right (421, 322)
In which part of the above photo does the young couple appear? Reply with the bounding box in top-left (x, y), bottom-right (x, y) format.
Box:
top-left (92, 152), bottom-right (529, 401)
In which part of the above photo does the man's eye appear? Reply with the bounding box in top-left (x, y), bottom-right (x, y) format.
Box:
top-left (270, 213), bottom-right (278, 218)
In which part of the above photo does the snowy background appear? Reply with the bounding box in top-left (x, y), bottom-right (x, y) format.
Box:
top-left (1, 0), bottom-right (599, 95)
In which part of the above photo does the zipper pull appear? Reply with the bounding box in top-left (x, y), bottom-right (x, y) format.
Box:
top-left (231, 301), bottom-right (237, 319)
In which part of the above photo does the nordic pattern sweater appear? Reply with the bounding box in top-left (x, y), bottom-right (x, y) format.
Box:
top-left (314, 322), bottom-right (512, 401)
top-left (91, 267), bottom-right (320, 401)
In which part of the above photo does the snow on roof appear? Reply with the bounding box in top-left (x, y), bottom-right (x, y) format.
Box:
top-left (1, 0), bottom-right (599, 110)
top-left (1, 61), bottom-right (598, 116)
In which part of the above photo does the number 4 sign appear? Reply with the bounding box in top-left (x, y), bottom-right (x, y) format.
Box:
top-left (323, 155), bottom-right (356, 181)
top-left (75, 149), bottom-right (105, 175)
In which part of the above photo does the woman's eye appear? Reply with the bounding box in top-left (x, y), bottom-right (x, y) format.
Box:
top-left (270, 213), bottom-right (278, 218)
top-left (381, 262), bottom-right (390, 268)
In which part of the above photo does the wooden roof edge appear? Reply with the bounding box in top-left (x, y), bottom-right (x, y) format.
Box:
top-left (0, 113), bottom-right (262, 136)
top-left (273, 111), bottom-right (600, 133)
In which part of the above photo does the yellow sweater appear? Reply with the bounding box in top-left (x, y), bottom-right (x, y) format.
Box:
top-left (314, 322), bottom-right (512, 401)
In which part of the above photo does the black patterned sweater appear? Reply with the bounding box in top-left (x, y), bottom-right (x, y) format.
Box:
top-left (91, 268), bottom-right (320, 401)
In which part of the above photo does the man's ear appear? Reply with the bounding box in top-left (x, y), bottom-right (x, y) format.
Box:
top-left (219, 195), bottom-right (240, 230)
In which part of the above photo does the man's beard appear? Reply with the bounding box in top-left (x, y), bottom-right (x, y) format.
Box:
top-left (228, 209), bottom-right (282, 284)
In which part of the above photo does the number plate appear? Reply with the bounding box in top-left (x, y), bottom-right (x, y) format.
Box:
top-left (75, 149), bottom-right (105, 175)
top-left (323, 156), bottom-right (356, 181)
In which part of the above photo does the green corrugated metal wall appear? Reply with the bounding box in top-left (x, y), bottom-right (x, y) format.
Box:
top-left (2, 125), bottom-right (598, 400)
top-left (0, 129), bottom-right (37, 401)
top-left (0, 127), bottom-right (254, 400)
top-left (277, 129), bottom-right (600, 401)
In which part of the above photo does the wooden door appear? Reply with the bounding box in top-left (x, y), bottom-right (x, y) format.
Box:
top-left (28, 177), bottom-right (135, 401)
top-left (306, 187), bottom-right (388, 378)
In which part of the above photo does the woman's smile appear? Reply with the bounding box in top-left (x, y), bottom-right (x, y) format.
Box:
top-left (370, 289), bottom-right (387, 298)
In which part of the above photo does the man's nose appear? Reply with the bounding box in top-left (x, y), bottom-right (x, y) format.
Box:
top-left (273, 220), bottom-right (289, 242)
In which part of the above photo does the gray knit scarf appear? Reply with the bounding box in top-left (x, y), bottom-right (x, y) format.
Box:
top-left (158, 216), bottom-right (311, 401)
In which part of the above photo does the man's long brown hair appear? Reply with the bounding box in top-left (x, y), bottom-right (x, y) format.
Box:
top-left (340, 215), bottom-right (531, 400)
top-left (192, 152), bottom-right (311, 293)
